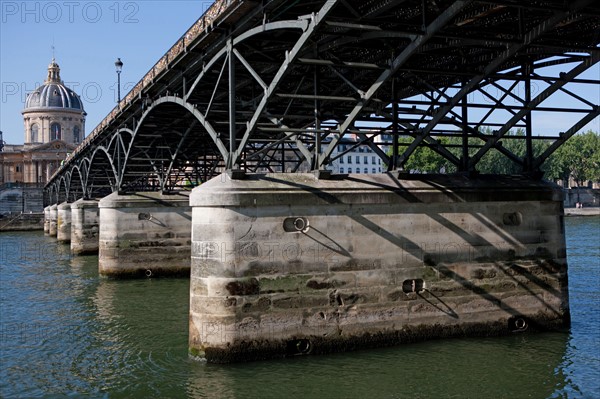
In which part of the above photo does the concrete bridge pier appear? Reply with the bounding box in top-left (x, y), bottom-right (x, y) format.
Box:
top-left (43, 206), bottom-right (50, 235)
top-left (71, 199), bottom-right (99, 255)
top-left (98, 192), bottom-right (192, 278)
top-left (57, 202), bottom-right (72, 243)
top-left (48, 204), bottom-right (58, 237)
top-left (188, 173), bottom-right (570, 363)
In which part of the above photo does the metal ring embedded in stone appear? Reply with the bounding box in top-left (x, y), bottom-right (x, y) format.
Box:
top-left (515, 317), bottom-right (527, 330)
top-left (138, 212), bottom-right (152, 221)
top-left (294, 217), bottom-right (306, 231)
top-left (283, 217), bottom-right (309, 232)
top-left (296, 339), bottom-right (311, 354)
top-left (145, 269), bottom-right (153, 277)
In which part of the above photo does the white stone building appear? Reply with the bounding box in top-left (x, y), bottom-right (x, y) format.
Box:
top-left (0, 58), bottom-right (85, 186)
top-left (326, 133), bottom-right (390, 174)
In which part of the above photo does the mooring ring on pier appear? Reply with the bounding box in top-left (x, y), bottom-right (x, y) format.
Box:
top-left (138, 212), bottom-right (152, 221)
top-left (514, 317), bottom-right (528, 331)
top-left (145, 269), bottom-right (153, 278)
top-left (293, 217), bottom-right (307, 231)
top-left (283, 217), bottom-right (310, 233)
top-left (509, 316), bottom-right (528, 332)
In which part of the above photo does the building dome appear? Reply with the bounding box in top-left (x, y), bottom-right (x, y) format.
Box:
top-left (24, 59), bottom-right (84, 112)
top-left (22, 58), bottom-right (86, 146)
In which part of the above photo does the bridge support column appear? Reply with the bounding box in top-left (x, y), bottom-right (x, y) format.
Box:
top-left (57, 202), bottom-right (71, 243)
top-left (48, 204), bottom-right (58, 237)
top-left (43, 206), bottom-right (50, 235)
top-left (71, 199), bottom-right (99, 255)
top-left (189, 173), bottom-right (570, 363)
top-left (98, 192), bottom-right (192, 278)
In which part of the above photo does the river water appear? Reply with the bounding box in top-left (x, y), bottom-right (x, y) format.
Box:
top-left (1, 216), bottom-right (598, 398)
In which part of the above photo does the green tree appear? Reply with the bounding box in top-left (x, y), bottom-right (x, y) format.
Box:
top-left (393, 136), bottom-right (456, 173)
top-left (476, 129), bottom-right (526, 174)
top-left (389, 130), bottom-right (599, 183)
top-left (546, 130), bottom-right (600, 186)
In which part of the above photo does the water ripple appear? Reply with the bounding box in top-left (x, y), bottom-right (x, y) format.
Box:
top-left (1, 218), bottom-right (599, 398)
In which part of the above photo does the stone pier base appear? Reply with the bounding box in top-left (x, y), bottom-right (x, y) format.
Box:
top-left (71, 199), bottom-right (99, 255)
top-left (48, 204), bottom-right (58, 237)
top-left (44, 206), bottom-right (50, 235)
top-left (189, 173), bottom-right (570, 363)
top-left (57, 202), bottom-right (71, 243)
top-left (98, 191), bottom-right (192, 278)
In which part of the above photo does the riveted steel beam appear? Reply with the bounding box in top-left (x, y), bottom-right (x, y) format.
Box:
top-left (319, 0), bottom-right (472, 168)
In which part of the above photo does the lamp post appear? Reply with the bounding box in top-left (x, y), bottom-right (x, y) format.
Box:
top-left (115, 58), bottom-right (123, 103)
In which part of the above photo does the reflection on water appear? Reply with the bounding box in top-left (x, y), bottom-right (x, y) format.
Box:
top-left (184, 333), bottom-right (570, 399)
top-left (0, 217), bottom-right (599, 398)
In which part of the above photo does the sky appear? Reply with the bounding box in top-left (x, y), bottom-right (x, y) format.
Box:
top-left (1, 1), bottom-right (598, 146)
top-left (0, 0), bottom-right (212, 144)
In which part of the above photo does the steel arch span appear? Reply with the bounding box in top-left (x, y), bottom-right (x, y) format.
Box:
top-left (45, 0), bottom-right (600, 204)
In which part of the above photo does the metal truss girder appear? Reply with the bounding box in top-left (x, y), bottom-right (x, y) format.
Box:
top-left (406, 88), bottom-right (523, 166)
top-left (233, 0), bottom-right (341, 166)
top-left (110, 131), bottom-right (130, 186)
top-left (353, 131), bottom-right (391, 165)
top-left (381, 105), bottom-right (463, 167)
top-left (234, 48), bottom-right (267, 91)
top-left (185, 19), bottom-right (308, 101)
top-left (468, 53), bottom-right (599, 169)
top-left (266, 116), bottom-right (314, 163)
top-left (227, 40), bottom-right (237, 169)
top-left (399, 0), bottom-right (595, 168)
top-left (67, 166), bottom-right (85, 201)
top-left (319, 0), bottom-right (472, 168)
top-left (532, 109), bottom-right (600, 171)
top-left (142, 96), bottom-right (229, 162)
top-left (58, 175), bottom-right (69, 203)
top-left (160, 120), bottom-right (199, 192)
top-left (88, 146), bottom-right (120, 192)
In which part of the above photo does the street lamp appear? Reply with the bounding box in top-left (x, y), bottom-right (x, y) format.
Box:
top-left (115, 58), bottom-right (123, 103)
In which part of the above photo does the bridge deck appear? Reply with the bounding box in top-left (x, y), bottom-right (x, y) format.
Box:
top-left (45, 0), bottom-right (599, 203)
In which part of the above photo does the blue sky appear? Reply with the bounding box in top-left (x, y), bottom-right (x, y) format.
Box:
top-left (1, 1), bottom-right (598, 146)
top-left (1, 1), bottom-right (211, 144)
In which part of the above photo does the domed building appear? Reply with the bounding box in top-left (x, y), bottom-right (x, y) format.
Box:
top-left (23, 58), bottom-right (86, 145)
top-left (0, 59), bottom-right (86, 215)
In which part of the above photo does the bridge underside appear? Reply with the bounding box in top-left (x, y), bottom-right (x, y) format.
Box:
top-left (45, 0), bottom-right (599, 203)
top-left (39, 0), bottom-right (597, 362)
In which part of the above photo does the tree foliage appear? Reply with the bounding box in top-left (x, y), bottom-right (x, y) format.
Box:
top-left (395, 136), bottom-right (456, 173)
top-left (389, 130), bottom-right (600, 185)
top-left (544, 130), bottom-right (600, 186)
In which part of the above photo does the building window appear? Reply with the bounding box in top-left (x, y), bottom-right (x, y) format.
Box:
top-left (50, 122), bottom-right (61, 141)
top-left (364, 156), bottom-right (368, 164)
top-left (73, 126), bottom-right (81, 143)
top-left (364, 168), bottom-right (368, 174)
top-left (378, 159), bottom-right (381, 165)
top-left (356, 156), bottom-right (360, 164)
top-left (340, 167), bottom-right (344, 173)
top-left (30, 123), bottom-right (39, 142)
top-left (339, 156), bottom-right (344, 164)
top-left (347, 155), bottom-right (352, 164)
top-left (372, 156), bottom-right (376, 164)
top-left (348, 168), bottom-right (352, 173)
top-left (372, 168), bottom-right (376, 173)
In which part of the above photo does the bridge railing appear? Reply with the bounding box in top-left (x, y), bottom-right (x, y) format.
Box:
top-left (61, 0), bottom-right (240, 170)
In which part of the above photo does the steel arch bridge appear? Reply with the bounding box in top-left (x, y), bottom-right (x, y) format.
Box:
top-left (45, 0), bottom-right (600, 204)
